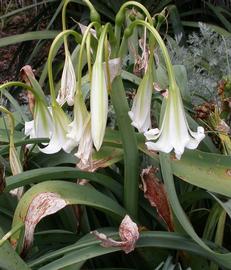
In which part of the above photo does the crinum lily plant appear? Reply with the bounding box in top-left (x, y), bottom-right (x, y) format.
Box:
top-left (4, 2), bottom-right (231, 269)
top-left (0, 0), bottom-right (206, 218)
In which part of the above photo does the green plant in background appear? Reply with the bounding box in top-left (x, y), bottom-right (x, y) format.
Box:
top-left (0, 1), bottom-right (231, 270)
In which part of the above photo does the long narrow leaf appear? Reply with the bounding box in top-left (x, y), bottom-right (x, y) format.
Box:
top-left (0, 31), bottom-right (59, 48)
top-left (5, 167), bottom-right (123, 198)
top-left (29, 230), bottom-right (228, 270)
top-left (159, 153), bottom-right (231, 269)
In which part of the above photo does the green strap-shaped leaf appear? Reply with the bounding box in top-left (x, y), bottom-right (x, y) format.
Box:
top-left (0, 0), bottom-right (57, 20)
top-left (29, 230), bottom-right (228, 270)
top-left (205, 2), bottom-right (231, 32)
top-left (11, 181), bottom-right (126, 249)
top-left (5, 167), bottom-right (123, 198)
top-left (171, 150), bottom-right (231, 198)
top-left (0, 31), bottom-right (59, 48)
top-left (138, 134), bottom-right (231, 198)
top-left (0, 227), bottom-right (30, 270)
top-left (111, 76), bottom-right (139, 218)
top-left (159, 153), bottom-right (231, 269)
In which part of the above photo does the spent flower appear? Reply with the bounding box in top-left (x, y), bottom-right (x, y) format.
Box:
top-left (57, 51), bottom-right (76, 106)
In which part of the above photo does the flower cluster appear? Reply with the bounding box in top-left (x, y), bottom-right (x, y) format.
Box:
top-left (23, 13), bottom-right (205, 165)
top-left (24, 27), bottom-right (121, 167)
top-left (128, 42), bottom-right (205, 159)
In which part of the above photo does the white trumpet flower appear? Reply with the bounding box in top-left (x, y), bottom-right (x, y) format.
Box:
top-left (25, 101), bottom-right (53, 142)
top-left (63, 91), bottom-right (89, 153)
top-left (144, 82), bottom-right (205, 159)
top-left (57, 52), bottom-right (76, 106)
top-left (90, 59), bottom-right (108, 151)
top-left (40, 104), bottom-right (70, 154)
top-left (91, 57), bottom-right (122, 151)
top-left (128, 64), bottom-right (153, 133)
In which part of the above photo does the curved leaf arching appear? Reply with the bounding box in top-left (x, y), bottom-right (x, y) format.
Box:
top-left (160, 153), bottom-right (231, 270)
top-left (11, 181), bottom-right (126, 254)
top-left (28, 230), bottom-right (228, 270)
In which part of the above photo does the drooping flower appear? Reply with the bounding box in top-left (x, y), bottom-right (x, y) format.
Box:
top-left (128, 63), bottom-right (153, 133)
top-left (75, 117), bottom-right (93, 165)
top-left (144, 82), bottom-right (205, 159)
top-left (63, 91), bottom-right (89, 153)
top-left (25, 101), bottom-right (53, 142)
top-left (39, 104), bottom-right (70, 154)
top-left (63, 93), bottom-right (93, 165)
top-left (57, 52), bottom-right (76, 106)
top-left (91, 54), bottom-right (121, 151)
top-left (90, 55), bottom-right (108, 151)
top-left (20, 65), bottom-right (53, 142)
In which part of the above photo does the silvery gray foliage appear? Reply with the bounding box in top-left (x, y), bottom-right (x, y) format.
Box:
top-left (166, 23), bottom-right (231, 104)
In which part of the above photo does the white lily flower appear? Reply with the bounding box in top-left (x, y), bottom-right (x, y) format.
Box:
top-left (128, 64), bottom-right (153, 133)
top-left (91, 57), bottom-right (122, 151)
top-left (25, 101), bottom-right (53, 142)
top-left (57, 52), bottom-right (76, 106)
top-left (75, 118), bottom-right (93, 165)
top-left (144, 82), bottom-right (205, 159)
top-left (40, 104), bottom-right (70, 154)
top-left (63, 91), bottom-right (89, 153)
top-left (90, 59), bottom-right (108, 151)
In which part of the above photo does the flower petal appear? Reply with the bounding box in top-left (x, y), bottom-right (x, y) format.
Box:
top-left (25, 120), bottom-right (35, 138)
top-left (63, 92), bottom-right (89, 153)
top-left (144, 128), bottom-right (160, 140)
top-left (186, 126), bottom-right (205, 149)
top-left (75, 119), bottom-right (93, 165)
top-left (40, 105), bottom-right (70, 154)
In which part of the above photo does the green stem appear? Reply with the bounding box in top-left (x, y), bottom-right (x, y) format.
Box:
top-left (77, 22), bottom-right (99, 94)
top-left (104, 38), bottom-right (111, 92)
top-left (0, 222), bottom-right (24, 247)
top-left (117, 1), bottom-right (153, 25)
top-left (0, 82), bottom-right (33, 94)
top-left (0, 106), bottom-right (15, 147)
top-left (126, 20), bottom-right (175, 83)
top-left (82, 0), bottom-right (101, 24)
top-left (62, 0), bottom-right (70, 51)
top-left (95, 23), bottom-right (110, 61)
top-left (111, 76), bottom-right (139, 219)
top-left (114, 1), bottom-right (153, 56)
top-left (47, 29), bottom-right (81, 105)
top-left (86, 34), bottom-right (92, 81)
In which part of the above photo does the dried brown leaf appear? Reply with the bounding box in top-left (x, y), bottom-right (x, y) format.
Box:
top-left (23, 192), bottom-right (67, 251)
top-left (141, 167), bottom-right (174, 231)
top-left (20, 65), bottom-right (35, 113)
